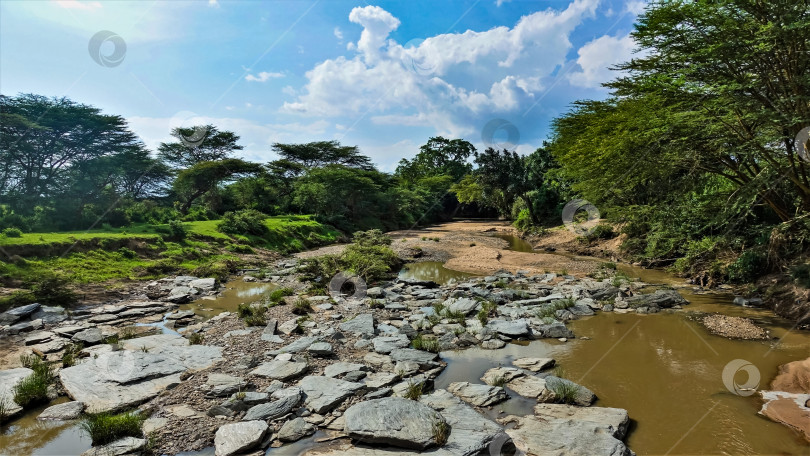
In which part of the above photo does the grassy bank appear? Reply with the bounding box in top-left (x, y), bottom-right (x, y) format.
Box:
top-left (0, 215), bottom-right (339, 311)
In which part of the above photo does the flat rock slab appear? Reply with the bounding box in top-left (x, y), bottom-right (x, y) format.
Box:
top-left (512, 357), bottom-right (555, 372)
top-left (268, 336), bottom-right (319, 355)
top-left (487, 319), bottom-right (530, 337)
top-left (389, 349), bottom-right (438, 368)
top-left (420, 389), bottom-right (508, 456)
top-left (372, 335), bottom-right (411, 354)
top-left (0, 367), bottom-right (34, 416)
top-left (447, 382), bottom-right (508, 407)
top-left (759, 390), bottom-right (810, 441)
top-left (214, 420), bottom-right (269, 456)
top-left (298, 375), bottom-right (365, 414)
top-left (339, 314), bottom-right (376, 338)
top-left (37, 401), bottom-right (85, 420)
top-left (251, 358), bottom-right (308, 381)
top-left (534, 404), bottom-right (630, 439)
top-left (503, 415), bottom-right (633, 456)
top-left (325, 362), bottom-right (367, 378)
top-left (481, 367), bottom-right (524, 385)
top-left (278, 417), bottom-right (316, 442)
top-left (81, 437), bottom-right (146, 456)
top-left (507, 375), bottom-right (552, 400)
top-left (344, 397), bottom-right (446, 450)
top-left (243, 392), bottom-right (301, 421)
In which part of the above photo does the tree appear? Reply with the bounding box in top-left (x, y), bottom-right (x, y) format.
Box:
top-left (271, 141), bottom-right (374, 170)
top-left (173, 159), bottom-right (262, 213)
top-left (158, 125), bottom-right (243, 169)
top-left (395, 137), bottom-right (475, 185)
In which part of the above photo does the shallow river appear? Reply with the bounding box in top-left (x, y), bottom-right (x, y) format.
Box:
top-left (2, 234), bottom-right (809, 455)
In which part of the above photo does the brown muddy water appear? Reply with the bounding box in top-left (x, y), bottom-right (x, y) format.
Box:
top-left (3, 236), bottom-right (810, 455)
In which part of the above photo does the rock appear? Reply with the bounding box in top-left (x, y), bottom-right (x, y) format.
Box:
top-left (298, 375), bottom-right (365, 414)
top-left (363, 353), bottom-right (393, 371)
top-left (278, 417), bottom-right (316, 442)
top-left (37, 401), bottom-right (85, 420)
top-left (308, 342), bottom-right (333, 356)
top-left (444, 297), bottom-right (480, 315)
top-left (251, 358), bottom-right (308, 381)
top-left (507, 375), bottom-right (553, 400)
top-left (542, 376), bottom-right (596, 406)
top-left (189, 277), bottom-right (217, 291)
top-left (503, 415), bottom-right (632, 456)
top-left (533, 404), bottom-right (630, 439)
top-left (142, 417), bottom-right (168, 434)
top-left (81, 437), bottom-right (146, 456)
top-left (339, 314), bottom-right (376, 338)
top-left (244, 391), bottom-right (301, 420)
top-left (481, 339), bottom-right (506, 349)
top-left (166, 286), bottom-right (194, 303)
top-left (389, 348), bottom-right (438, 368)
top-left (343, 397), bottom-right (446, 450)
top-left (24, 330), bottom-right (54, 345)
top-left (72, 328), bottom-right (104, 345)
top-left (166, 310), bottom-right (196, 320)
top-left (1, 368), bottom-right (39, 417)
top-left (487, 319), bottom-right (531, 337)
top-left (481, 367), bottom-right (524, 385)
top-left (513, 357), bottom-right (555, 372)
top-left (167, 404), bottom-right (199, 418)
top-left (568, 304), bottom-right (595, 316)
top-left (759, 391), bottom-right (810, 441)
top-left (232, 391), bottom-right (269, 405)
top-left (269, 336), bottom-right (319, 354)
top-left (53, 325), bottom-right (87, 337)
top-left (372, 334), bottom-right (411, 354)
top-left (278, 318), bottom-right (300, 335)
top-left (0, 303), bottom-right (41, 325)
top-left (324, 362), bottom-right (367, 378)
top-left (366, 287), bottom-right (384, 298)
top-left (224, 329), bottom-right (252, 337)
top-left (364, 372), bottom-right (399, 389)
top-left (205, 374), bottom-right (247, 398)
top-left (31, 305), bottom-right (67, 325)
top-left (624, 289), bottom-right (687, 308)
top-left (214, 420), bottom-right (269, 456)
top-left (420, 389), bottom-right (507, 455)
top-left (536, 321), bottom-right (575, 339)
top-left (447, 382), bottom-right (508, 407)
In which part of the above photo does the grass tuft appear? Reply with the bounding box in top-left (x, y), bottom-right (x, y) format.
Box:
top-left (547, 377), bottom-right (581, 405)
top-left (81, 411), bottom-right (144, 445)
top-left (491, 375), bottom-right (508, 388)
top-left (403, 380), bottom-right (424, 400)
top-left (411, 334), bottom-right (440, 353)
top-left (291, 298), bottom-right (312, 315)
top-left (187, 332), bottom-right (204, 345)
top-left (431, 419), bottom-right (450, 446)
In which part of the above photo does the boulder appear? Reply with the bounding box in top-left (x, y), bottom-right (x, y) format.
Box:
top-left (533, 404), bottom-right (630, 439)
top-left (214, 420), bottom-right (269, 456)
top-left (250, 358), bottom-right (308, 381)
top-left (205, 374), bottom-right (247, 398)
top-left (447, 382), bottom-right (508, 407)
top-left (298, 375), bottom-right (365, 414)
top-left (624, 289), bottom-right (687, 309)
top-left (189, 278), bottom-right (217, 291)
top-left (372, 334), bottom-right (410, 354)
top-left (513, 357), bottom-right (555, 372)
top-left (419, 390), bottom-right (507, 456)
top-left (487, 319), bottom-right (531, 338)
top-left (344, 397), bottom-right (446, 450)
top-left (389, 348), bottom-right (438, 368)
top-left (481, 367), bottom-right (524, 385)
top-left (72, 328), bottom-right (104, 345)
top-left (0, 303), bottom-right (41, 325)
top-left (37, 401), bottom-right (85, 420)
top-left (308, 342), bottom-right (333, 356)
top-left (444, 297), bottom-right (480, 315)
top-left (81, 437), bottom-right (146, 456)
top-left (268, 336), bottom-right (319, 354)
top-left (0, 368), bottom-right (34, 416)
top-left (243, 391), bottom-right (300, 421)
top-left (324, 362), bottom-right (367, 378)
top-left (503, 415), bottom-right (632, 456)
top-left (278, 417), bottom-right (316, 442)
top-left (339, 314), bottom-right (376, 338)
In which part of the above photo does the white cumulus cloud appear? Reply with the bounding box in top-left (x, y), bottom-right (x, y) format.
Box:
top-left (568, 33), bottom-right (637, 88)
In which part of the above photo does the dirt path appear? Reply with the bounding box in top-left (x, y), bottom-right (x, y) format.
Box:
top-left (298, 220), bottom-right (606, 277)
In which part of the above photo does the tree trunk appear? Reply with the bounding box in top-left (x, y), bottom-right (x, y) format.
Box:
top-left (520, 194), bottom-right (540, 226)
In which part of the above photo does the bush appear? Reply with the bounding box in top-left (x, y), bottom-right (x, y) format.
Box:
top-left (727, 250), bottom-right (767, 284)
top-left (13, 356), bottom-right (55, 407)
top-left (352, 229), bottom-right (391, 247)
top-left (29, 274), bottom-right (77, 307)
top-left (237, 303), bottom-right (266, 326)
top-left (218, 209), bottom-right (268, 236)
top-left (117, 247), bottom-right (137, 259)
top-left (546, 377), bottom-right (582, 405)
top-left (81, 411), bottom-right (144, 445)
top-left (2, 227), bottom-right (23, 237)
top-left (167, 220), bottom-right (188, 241)
top-left (411, 334), bottom-right (440, 353)
top-left (267, 287), bottom-right (294, 304)
top-left (292, 298), bottom-right (312, 315)
top-left (586, 224), bottom-right (615, 241)
top-left (187, 332), bottom-right (204, 345)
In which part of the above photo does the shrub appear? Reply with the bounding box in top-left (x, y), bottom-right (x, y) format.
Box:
top-left (587, 224), bottom-right (615, 240)
top-left (267, 287), bottom-right (294, 304)
top-left (791, 263), bottom-right (810, 288)
top-left (117, 247), bottom-right (137, 259)
top-left (431, 420), bottom-right (450, 446)
top-left (546, 377), bottom-right (581, 405)
top-left (187, 332), bottom-right (204, 345)
top-left (237, 302), bottom-right (266, 326)
top-left (352, 229), bottom-right (391, 247)
top-left (403, 380), bottom-right (424, 400)
top-left (167, 220), bottom-right (188, 241)
top-left (292, 298), bottom-right (312, 315)
top-left (81, 411), bottom-right (144, 445)
top-left (727, 250), bottom-right (767, 284)
top-left (226, 243), bottom-right (255, 254)
top-left (412, 334), bottom-right (440, 353)
top-left (490, 375), bottom-right (507, 388)
top-left (218, 209), bottom-right (268, 236)
top-left (62, 343), bottom-right (83, 367)
top-left (2, 227), bottom-right (23, 237)
top-left (29, 274), bottom-right (77, 307)
top-left (13, 356), bottom-right (55, 407)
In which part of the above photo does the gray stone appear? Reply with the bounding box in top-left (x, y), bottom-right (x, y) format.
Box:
top-left (308, 342), bottom-right (333, 356)
top-left (214, 420), bottom-right (269, 456)
top-left (205, 374), bottom-right (247, 398)
top-left (504, 414), bottom-right (632, 456)
top-left (420, 390), bottom-right (507, 455)
top-left (298, 375), bottom-right (365, 414)
top-left (31, 306), bottom-right (67, 325)
top-left (32, 338), bottom-right (69, 354)
top-left (364, 372), bottom-right (399, 389)
top-left (278, 318), bottom-right (300, 335)
top-left (0, 368), bottom-right (33, 416)
top-left (189, 278), bottom-right (217, 291)
top-left (533, 403), bottom-right (630, 439)
top-left (231, 392), bottom-right (269, 405)
top-left (447, 382), bottom-right (508, 407)
top-left (278, 417), bottom-right (316, 442)
top-left (25, 330), bottom-right (55, 345)
top-left (250, 358), bottom-right (308, 381)
top-left (372, 334), bottom-right (410, 354)
top-left (513, 357), bottom-right (555, 372)
top-left (37, 401), bottom-right (85, 420)
top-left (268, 336), bottom-right (319, 354)
top-left (72, 328), bottom-right (104, 345)
top-left (543, 376), bottom-right (596, 406)
top-left (343, 397), bottom-right (446, 450)
top-left (324, 362), bottom-right (367, 378)
top-left (389, 348), bottom-right (438, 368)
top-left (507, 375), bottom-right (553, 401)
top-left (243, 391), bottom-right (300, 420)
top-left (481, 367), bottom-right (524, 385)
top-left (624, 289), bottom-right (687, 309)
top-left (487, 319), bottom-right (531, 338)
top-left (481, 339), bottom-right (506, 349)
top-left (444, 297), bottom-right (480, 315)
top-left (536, 321), bottom-right (575, 339)
top-left (0, 303), bottom-right (41, 325)
top-left (81, 437), bottom-right (146, 456)
top-left (339, 313), bottom-right (376, 338)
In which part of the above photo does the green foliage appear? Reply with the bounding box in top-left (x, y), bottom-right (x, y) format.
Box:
top-left (352, 229), bottom-right (391, 247)
top-left (411, 334), bottom-right (440, 353)
top-left (2, 227), bottom-right (22, 237)
top-left (490, 375), bottom-right (507, 388)
top-left (727, 251), bottom-right (767, 284)
top-left (237, 303), bottom-right (266, 326)
top-left (218, 209), bottom-right (268, 236)
top-left (13, 356), bottom-right (55, 407)
top-left (403, 380), bottom-right (424, 400)
top-left (292, 298), bottom-right (312, 315)
top-left (586, 224), bottom-right (615, 241)
top-left (62, 343), bottom-right (83, 367)
top-left (431, 419), bottom-right (450, 446)
top-left (299, 230), bottom-right (400, 283)
top-left (791, 264), bottom-right (810, 289)
top-left (187, 332), bottom-right (204, 345)
top-left (547, 377), bottom-right (582, 405)
top-left (167, 220), bottom-right (188, 241)
top-left (81, 411), bottom-right (144, 446)
top-left (268, 287), bottom-right (294, 303)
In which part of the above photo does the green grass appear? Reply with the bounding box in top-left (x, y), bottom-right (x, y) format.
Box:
top-left (13, 356), bottom-right (55, 407)
top-left (412, 334), bottom-right (440, 353)
top-left (536, 298), bottom-right (574, 319)
top-left (237, 303), bottom-right (267, 326)
top-left (291, 298), bottom-right (312, 315)
top-left (267, 287), bottom-right (294, 304)
top-left (187, 332), bottom-right (204, 345)
top-left (403, 380), bottom-right (424, 400)
top-left (547, 378), bottom-right (581, 405)
top-left (0, 395), bottom-right (9, 423)
top-left (431, 419), bottom-right (450, 446)
top-left (445, 309), bottom-right (467, 326)
top-left (81, 411), bottom-right (144, 445)
top-left (490, 375), bottom-right (508, 388)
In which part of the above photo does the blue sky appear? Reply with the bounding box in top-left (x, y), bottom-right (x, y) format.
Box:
top-left (0, 0), bottom-right (647, 171)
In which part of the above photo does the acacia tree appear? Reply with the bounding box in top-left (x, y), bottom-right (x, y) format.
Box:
top-left (158, 125), bottom-right (243, 169)
top-left (173, 159), bottom-right (262, 213)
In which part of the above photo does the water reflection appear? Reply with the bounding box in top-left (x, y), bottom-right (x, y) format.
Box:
top-left (0, 399), bottom-right (91, 456)
top-left (397, 261), bottom-right (474, 285)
